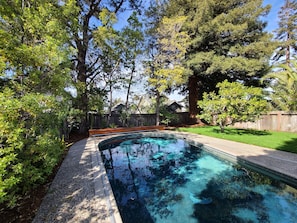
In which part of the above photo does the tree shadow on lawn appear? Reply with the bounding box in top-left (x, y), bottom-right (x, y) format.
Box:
top-left (211, 127), bottom-right (297, 154)
top-left (277, 137), bottom-right (297, 154)
top-left (212, 128), bottom-right (272, 136)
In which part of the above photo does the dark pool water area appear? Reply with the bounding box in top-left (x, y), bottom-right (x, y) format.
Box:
top-left (100, 137), bottom-right (297, 223)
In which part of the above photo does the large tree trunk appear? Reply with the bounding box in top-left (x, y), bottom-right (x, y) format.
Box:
top-left (108, 83), bottom-right (113, 126)
top-left (77, 72), bottom-right (89, 134)
top-left (125, 66), bottom-right (135, 110)
top-left (188, 74), bottom-right (200, 124)
top-left (74, 7), bottom-right (92, 134)
top-left (76, 41), bottom-right (89, 134)
top-left (71, 0), bottom-right (140, 134)
top-left (286, 32), bottom-right (290, 65)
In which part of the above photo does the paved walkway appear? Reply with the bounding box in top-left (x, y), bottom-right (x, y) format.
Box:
top-left (33, 136), bottom-right (122, 223)
top-left (33, 131), bottom-right (297, 223)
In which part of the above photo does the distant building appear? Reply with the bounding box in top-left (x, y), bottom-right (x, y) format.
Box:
top-left (166, 102), bottom-right (183, 113)
top-left (112, 103), bottom-right (125, 114)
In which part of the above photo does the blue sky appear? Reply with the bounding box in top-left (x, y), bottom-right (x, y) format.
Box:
top-left (263, 0), bottom-right (284, 32)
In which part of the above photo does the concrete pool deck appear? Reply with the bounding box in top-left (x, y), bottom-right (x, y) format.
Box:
top-left (33, 130), bottom-right (297, 223)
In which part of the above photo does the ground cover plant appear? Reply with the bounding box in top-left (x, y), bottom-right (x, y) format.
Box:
top-left (178, 126), bottom-right (297, 154)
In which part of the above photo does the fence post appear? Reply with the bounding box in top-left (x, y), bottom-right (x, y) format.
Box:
top-left (277, 111), bottom-right (282, 131)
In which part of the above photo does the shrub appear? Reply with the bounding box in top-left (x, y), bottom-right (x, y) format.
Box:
top-left (198, 80), bottom-right (268, 132)
top-left (0, 89), bottom-right (65, 207)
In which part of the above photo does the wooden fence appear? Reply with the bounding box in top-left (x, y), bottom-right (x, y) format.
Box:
top-left (88, 112), bottom-right (190, 129)
top-left (88, 111), bottom-right (297, 133)
top-left (233, 111), bottom-right (297, 133)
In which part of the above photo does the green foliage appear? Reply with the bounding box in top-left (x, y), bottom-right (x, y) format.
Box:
top-left (167, 0), bottom-right (275, 80)
top-left (119, 109), bottom-right (131, 127)
top-left (263, 58), bottom-right (297, 111)
top-left (165, 0), bottom-right (275, 118)
top-left (185, 0), bottom-right (273, 79)
top-left (160, 106), bottom-right (178, 126)
top-left (109, 123), bottom-right (117, 128)
top-left (0, 0), bottom-right (73, 94)
top-left (0, 89), bottom-right (65, 207)
top-left (145, 14), bottom-right (190, 125)
top-left (198, 80), bottom-right (268, 132)
top-left (0, 0), bottom-right (74, 207)
top-left (120, 12), bottom-right (144, 115)
top-left (93, 11), bottom-right (124, 121)
top-left (122, 11), bottom-right (144, 57)
top-left (147, 15), bottom-right (190, 93)
top-left (94, 9), bottom-right (119, 51)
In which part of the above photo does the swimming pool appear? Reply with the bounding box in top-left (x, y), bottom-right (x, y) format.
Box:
top-left (99, 135), bottom-right (297, 223)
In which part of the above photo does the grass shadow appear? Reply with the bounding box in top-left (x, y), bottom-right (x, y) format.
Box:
top-left (212, 128), bottom-right (272, 136)
top-left (277, 138), bottom-right (297, 153)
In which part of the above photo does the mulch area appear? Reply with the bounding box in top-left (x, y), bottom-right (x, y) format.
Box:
top-left (0, 132), bottom-right (88, 223)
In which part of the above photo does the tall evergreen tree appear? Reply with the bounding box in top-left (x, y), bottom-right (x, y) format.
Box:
top-left (274, 0), bottom-right (297, 64)
top-left (166, 0), bottom-right (274, 122)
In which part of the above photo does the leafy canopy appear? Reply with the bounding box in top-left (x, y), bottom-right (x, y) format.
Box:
top-left (198, 80), bottom-right (268, 132)
top-left (147, 15), bottom-right (190, 93)
top-left (0, 0), bottom-right (73, 207)
top-left (263, 58), bottom-right (297, 111)
top-left (145, 14), bottom-right (190, 125)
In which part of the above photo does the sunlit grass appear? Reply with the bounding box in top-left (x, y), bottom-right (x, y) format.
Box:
top-left (178, 126), bottom-right (297, 154)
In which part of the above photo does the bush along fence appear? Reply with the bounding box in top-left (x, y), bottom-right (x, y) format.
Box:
top-left (233, 111), bottom-right (297, 133)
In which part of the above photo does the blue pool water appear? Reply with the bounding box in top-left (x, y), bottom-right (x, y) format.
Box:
top-left (100, 137), bottom-right (297, 223)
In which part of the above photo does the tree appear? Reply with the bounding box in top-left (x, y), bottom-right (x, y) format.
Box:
top-left (166, 0), bottom-right (274, 123)
top-left (263, 58), bottom-right (297, 111)
top-left (274, 0), bottom-right (297, 64)
top-left (63, 0), bottom-right (142, 133)
top-left (93, 10), bottom-right (123, 125)
top-left (145, 15), bottom-right (190, 125)
top-left (198, 80), bottom-right (268, 132)
top-left (0, 0), bottom-right (73, 95)
top-left (0, 0), bottom-right (73, 207)
top-left (120, 12), bottom-right (144, 126)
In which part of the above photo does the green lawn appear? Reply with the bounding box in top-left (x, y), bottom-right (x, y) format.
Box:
top-left (178, 126), bottom-right (297, 154)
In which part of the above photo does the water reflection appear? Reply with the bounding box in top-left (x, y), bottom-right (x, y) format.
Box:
top-left (100, 137), bottom-right (297, 223)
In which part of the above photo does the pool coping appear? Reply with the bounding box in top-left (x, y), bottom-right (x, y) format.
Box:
top-left (33, 130), bottom-right (297, 223)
